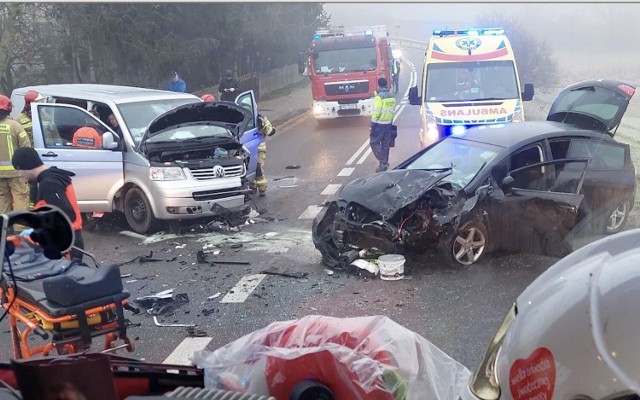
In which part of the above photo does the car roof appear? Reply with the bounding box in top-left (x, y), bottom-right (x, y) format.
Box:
top-left (459, 120), bottom-right (617, 150)
top-left (13, 84), bottom-right (198, 105)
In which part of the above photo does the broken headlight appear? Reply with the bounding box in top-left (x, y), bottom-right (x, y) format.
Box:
top-left (150, 167), bottom-right (186, 181)
top-left (470, 304), bottom-right (516, 400)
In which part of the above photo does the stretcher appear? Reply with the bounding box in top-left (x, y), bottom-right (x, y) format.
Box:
top-left (0, 206), bottom-right (137, 359)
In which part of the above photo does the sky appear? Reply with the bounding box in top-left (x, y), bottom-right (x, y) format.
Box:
top-left (322, 2), bottom-right (640, 83)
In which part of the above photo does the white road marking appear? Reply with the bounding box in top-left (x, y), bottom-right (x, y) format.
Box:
top-left (162, 337), bottom-right (212, 366)
top-left (337, 167), bottom-right (355, 176)
top-left (321, 184), bottom-right (342, 196)
top-left (346, 140), bottom-right (370, 166)
top-left (298, 205), bottom-right (324, 220)
top-left (357, 148), bottom-right (372, 165)
top-left (221, 274), bottom-right (267, 303)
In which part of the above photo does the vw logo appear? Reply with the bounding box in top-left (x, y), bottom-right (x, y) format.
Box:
top-left (455, 38), bottom-right (481, 51)
top-left (213, 165), bottom-right (226, 178)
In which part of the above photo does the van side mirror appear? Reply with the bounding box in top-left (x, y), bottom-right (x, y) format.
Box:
top-left (500, 175), bottom-right (515, 193)
top-left (408, 86), bottom-right (421, 105)
top-left (102, 131), bottom-right (118, 150)
top-left (522, 83), bottom-right (534, 101)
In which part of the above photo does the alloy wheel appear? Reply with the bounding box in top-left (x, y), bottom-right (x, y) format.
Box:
top-left (452, 227), bottom-right (486, 265)
top-left (607, 201), bottom-right (628, 232)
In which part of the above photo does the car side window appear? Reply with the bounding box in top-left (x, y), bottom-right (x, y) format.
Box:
top-left (37, 105), bottom-right (108, 149)
top-left (567, 139), bottom-right (624, 170)
top-left (508, 145), bottom-right (544, 189)
top-left (549, 139), bottom-right (570, 159)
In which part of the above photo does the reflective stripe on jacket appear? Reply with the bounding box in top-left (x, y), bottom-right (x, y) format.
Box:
top-left (0, 117), bottom-right (31, 177)
top-left (17, 112), bottom-right (33, 143)
top-left (371, 88), bottom-right (396, 125)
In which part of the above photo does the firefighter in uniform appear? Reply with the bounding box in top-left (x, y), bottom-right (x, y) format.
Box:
top-left (17, 90), bottom-right (44, 144)
top-left (0, 95), bottom-right (32, 214)
top-left (249, 114), bottom-right (276, 196)
top-left (369, 78), bottom-right (396, 172)
top-left (17, 90), bottom-right (45, 208)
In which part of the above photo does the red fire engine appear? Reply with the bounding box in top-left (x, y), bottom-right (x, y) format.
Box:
top-left (298, 25), bottom-right (393, 122)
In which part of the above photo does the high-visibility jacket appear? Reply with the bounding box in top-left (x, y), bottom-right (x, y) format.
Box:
top-left (0, 117), bottom-right (31, 178)
top-left (72, 127), bottom-right (103, 148)
top-left (392, 59), bottom-right (400, 76)
top-left (371, 87), bottom-right (396, 125)
top-left (17, 112), bottom-right (34, 144)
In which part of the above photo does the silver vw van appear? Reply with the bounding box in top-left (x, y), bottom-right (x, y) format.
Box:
top-left (10, 84), bottom-right (261, 233)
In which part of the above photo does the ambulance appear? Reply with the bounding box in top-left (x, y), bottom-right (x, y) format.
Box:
top-left (409, 27), bottom-right (534, 147)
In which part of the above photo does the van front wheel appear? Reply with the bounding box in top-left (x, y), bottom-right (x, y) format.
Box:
top-left (124, 187), bottom-right (157, 234)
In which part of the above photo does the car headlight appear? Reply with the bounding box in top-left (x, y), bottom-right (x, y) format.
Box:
top-left (470, 304), bottom-right (516, 400)
top-left (426, 122), bottom-right (439, 141)
top-left (150, 167), bottom-right (186, 181)
top-left (314, 104), bottom-right (324, 115)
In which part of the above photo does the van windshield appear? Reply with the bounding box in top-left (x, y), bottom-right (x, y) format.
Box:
top-left (425, 60), bottom-right (519, 102)
top-left (117, 98), bottom-right (198, 143)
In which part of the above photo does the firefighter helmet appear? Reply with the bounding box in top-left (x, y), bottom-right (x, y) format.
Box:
top-left (24, 90), bottom-right (44, 104)
top-left (200, 94), bottom-right (216, 102)
top-left (0, 95), bottom-right (13, 112)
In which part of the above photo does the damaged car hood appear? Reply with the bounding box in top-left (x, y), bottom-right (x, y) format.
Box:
top-left (339, 169), bottom-right (453, 220)
top-left (140, 101), bottom-right (251, 146)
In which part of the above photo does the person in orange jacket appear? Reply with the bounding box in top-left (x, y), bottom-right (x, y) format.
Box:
top-left (12, 147), bottom-right (85, 260)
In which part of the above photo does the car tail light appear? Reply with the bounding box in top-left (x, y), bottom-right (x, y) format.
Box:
top-left (618, 84), bottom-right (635, 97)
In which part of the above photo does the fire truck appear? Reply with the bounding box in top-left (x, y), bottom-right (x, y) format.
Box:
top-left (298, 25), bottom-right (393, 122)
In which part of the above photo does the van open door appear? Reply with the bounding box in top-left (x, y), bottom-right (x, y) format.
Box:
top-left (235, 90), bottom-right (260, 182)
top-left (30, 103), bottom-right (123, 212)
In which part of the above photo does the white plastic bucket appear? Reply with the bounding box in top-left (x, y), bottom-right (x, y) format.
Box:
top-left (378, 254), bottom-right (405, 281)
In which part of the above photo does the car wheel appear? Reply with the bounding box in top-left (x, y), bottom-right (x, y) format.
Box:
top-left (442, 220), bottom-right (488, 266)
top-left (604, 199), bottom-right (631, 235)
top-left (124, 187), bottom-right (157, 234)
top-left (312, 203), bottom-right (341, 268)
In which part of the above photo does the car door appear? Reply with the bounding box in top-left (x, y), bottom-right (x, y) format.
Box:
top-left (235, 90), bottom-right (260, 180)
top-left (488, 158), bottom-right (587, 257)
top-left (548, 136), bottom-right (634, 230)
top-left (31, 103), bottom-right (123, 212)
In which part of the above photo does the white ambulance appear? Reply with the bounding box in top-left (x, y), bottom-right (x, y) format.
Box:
top-left (409, 27), bottom-right (534, 147)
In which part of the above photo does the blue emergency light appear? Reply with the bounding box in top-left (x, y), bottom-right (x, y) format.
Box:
top-left (314, 34), bottom-right (321, 39)
top-left (433, 27), bottom-right (504, 37)
top-left (365, 30), bottom-right (373, 36)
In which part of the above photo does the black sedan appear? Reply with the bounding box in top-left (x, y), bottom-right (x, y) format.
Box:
top-left (313, 79), bottom-right (636, 266)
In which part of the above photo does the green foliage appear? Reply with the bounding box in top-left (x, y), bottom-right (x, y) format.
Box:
top-left (0, 3), bottom-right (329, 93)
top-left (476, 13), bottom-right (559, 88)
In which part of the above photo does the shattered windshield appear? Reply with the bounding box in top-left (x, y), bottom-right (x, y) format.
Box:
top-left (405, 138), bottom-right (500, 187)
top-left (117, 98), bottom-right (199, 143)
top-left (426, 61), bottom-right (519, 101)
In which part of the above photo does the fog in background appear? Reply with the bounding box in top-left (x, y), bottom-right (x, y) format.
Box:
top-left (323, 3), bottom-right (640, 88)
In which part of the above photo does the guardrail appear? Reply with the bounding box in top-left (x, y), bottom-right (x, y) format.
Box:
top-left (389, 37), bottom-right (428, 51)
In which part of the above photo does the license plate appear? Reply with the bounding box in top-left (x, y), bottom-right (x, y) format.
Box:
top-left (340, 104), bottom-right (357, 110)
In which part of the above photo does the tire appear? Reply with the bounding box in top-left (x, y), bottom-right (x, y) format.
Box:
top-left (124, 187), bottom-right (157, 234)
top-left (311, 203), bottom-right (341, 268)
top-left (441, 220), bottom-right (489, 266)
top-left (604, 199), bottom-right (631, 235)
